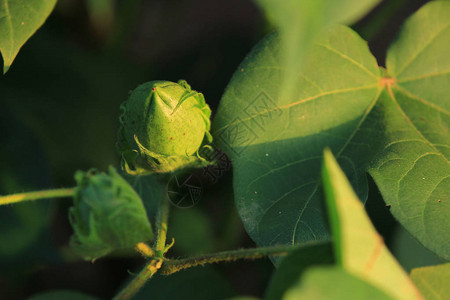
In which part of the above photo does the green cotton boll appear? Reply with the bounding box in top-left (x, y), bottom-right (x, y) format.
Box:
top-left (69, 166), bottom-right (153, 261)
top-left (117, 80), bottom-right (214, 174)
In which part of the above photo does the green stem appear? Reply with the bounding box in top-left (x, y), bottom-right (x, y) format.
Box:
top-left (159, 245), bottom-right (296, 275)
top-left (112, 258), bottom-right (162, 300)
top-left (0, 188), bottom-right (75, 206)
top-left (154, 190), bottom-right (170, 257)
top-left (135, 242), bottom-right (154, 258)
top-left (114, 182), bottom-right (171, 300)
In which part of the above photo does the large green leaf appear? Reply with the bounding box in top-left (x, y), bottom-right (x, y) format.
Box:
top-left (213, 25), bottom-right (381, 248)
top-left (213, 0), bottom-right (450, 260)
top-left (410, 263), bottom-right (450, 300)
top-left (368, 0), bottom-right (450, 259)
top-left (322, 150), bottom-right (422, 300)
top-left (283, 266), bottom-right (394, 300)
top-left (0, 0), bottom-right (56, 73)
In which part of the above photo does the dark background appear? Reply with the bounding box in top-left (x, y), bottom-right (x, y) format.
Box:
top-left (0, 0), bottom-right (436, 299)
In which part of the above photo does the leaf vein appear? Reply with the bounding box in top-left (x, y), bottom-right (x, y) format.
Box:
top-left (415, 274), bottom-right (443, 300)
top-left (316, 43), bottom-right (378, 79)
top-left (268, 232), bottom-right (283, 246)
top-left (336, 88), bottom-right (383, 157)
top-left (388, 86), bottom-right (449, 163)
top-left (299, 221), bottom-right (317, 240)
top-left (256, 181), bottom-right (318, 240)
top-left (245, 66), bottom-right (324, 92)
top-left (290, 89), bottom-right (382, 245)
top-left (395, 22), bottom-right (450, 76)
top-left (396, 152), bottom-right (441, 211)
top-left (214, 84), bottom-right (378, 135)
top-left (398, 152), bottom-right (439, 185)
top-left (376, 157), bottom-right (409, 175)
top-left (248, 156), bottom-right (322, 188)
top-left (292, 185), bottom-right (319, 244)
top-left (421, 174), bottom-right (450, 234)
top-left (394, 85), bottom-right (450, 115)
top-left (383, 139), bottom-right (429, 151)
top-left (397, 69), bottom-right (450, 83)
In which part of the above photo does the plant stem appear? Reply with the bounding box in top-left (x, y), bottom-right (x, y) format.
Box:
top-left (135, 242), bottom-right (154, 258)
top-left (154, 192), bottom-right (170, 257)
top-left (112, 258), bottom-right (162, 300)
top-left (114, 184), bottom-right (171, 300)
top-left (0, 188), bottom-right (75, 206)
top-left (159, 245), bottom-right (296, 275)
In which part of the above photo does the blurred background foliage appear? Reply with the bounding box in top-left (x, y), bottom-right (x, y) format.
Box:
top-left (0, 0), bottom-right (437, 299)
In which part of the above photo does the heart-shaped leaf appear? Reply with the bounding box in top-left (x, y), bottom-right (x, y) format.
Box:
top-left (213, 25), bottom-right (381, 248)
top-left (213, 0), bottom-right (449, 260)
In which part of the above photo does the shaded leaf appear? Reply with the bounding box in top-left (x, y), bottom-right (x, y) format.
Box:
top-left (0, 0), bottom-right (57, 73)
top-left (322, 149), bottom-right (422, 300)
top-left (214, 0), bottom-right (450, 262)
top-left (213, 25), bottom-right (380, 249)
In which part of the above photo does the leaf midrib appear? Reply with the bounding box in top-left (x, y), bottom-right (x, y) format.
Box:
top-left (214, 84), bottom-right (378, 137)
